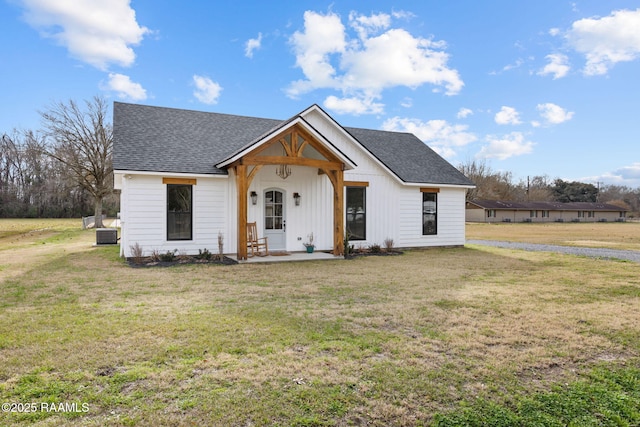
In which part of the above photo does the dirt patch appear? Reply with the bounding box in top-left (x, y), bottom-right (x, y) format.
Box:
top-left (0, 228), bottom-right (93, 282)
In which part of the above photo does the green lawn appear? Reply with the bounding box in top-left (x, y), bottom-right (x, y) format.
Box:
top-left (0, 220), bottom-right (639, 426)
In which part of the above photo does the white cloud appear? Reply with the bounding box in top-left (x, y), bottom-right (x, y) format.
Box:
top-left (536, 103), bottom-right (574, 124)
top-left (382, 116), bottom-right (477, 158)
top-left (348, 11), bottom-right (391, 39)
top-left (245, 32), bottom-right (263, 58)
top-left (613, 163), bottom-right (640, 180)
top-left (495, 106), bottom-right (522, 125)
top-left (288, 11), bottom-right (346, 93)
top-left (101, 73), bottom-right (146, 100)
top-left (193, 75), bottom-right (222, 105)
top-left (538, 53), bottom-right (570, 79)
top-left (549, 28), bottom-right (561, 37)
top-left (287, 10), bottom-right (463, 115)
top-left (20, 0), bottom-right (149, 70)
top-left (457, 108), bottom-right (473, 119)
top-left (587, 163), bottom-right (640, 186)
top-left (324, 95), bottom-right (384, 115)
top-left (566, 8), bottom-right (640, 76)
top-left (341, 28), bottom-right (462, 93)
top-left (477, 132), bottom-right (534, 160)
top-left (400, 97), bottom-right (413, 108)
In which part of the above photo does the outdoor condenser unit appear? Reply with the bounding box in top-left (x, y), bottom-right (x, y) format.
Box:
top-left (96, 228), bottom-right (118, 245)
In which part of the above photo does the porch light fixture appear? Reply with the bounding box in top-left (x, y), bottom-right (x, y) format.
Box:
top-left (276, 146), bottom-right (292, 180)
top-left (250, 191), bottom-right (258, 205)
top-left (276, 163), bottom-right (292, 180)
top-left (293, 192), bottom-right (301, 206)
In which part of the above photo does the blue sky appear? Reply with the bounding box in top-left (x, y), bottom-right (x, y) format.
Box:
top-left (2, 0), bottom-right (640, 188)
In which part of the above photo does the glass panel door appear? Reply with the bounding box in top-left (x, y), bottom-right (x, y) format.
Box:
top-left (264, 189), bottom-right (286, 250)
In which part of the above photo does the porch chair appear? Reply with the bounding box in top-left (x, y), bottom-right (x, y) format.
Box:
top-left (247, 222), bottom-right (269, 257)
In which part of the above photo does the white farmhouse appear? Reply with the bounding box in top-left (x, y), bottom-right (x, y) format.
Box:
top-left (113, 103), bottom-right (474, 259)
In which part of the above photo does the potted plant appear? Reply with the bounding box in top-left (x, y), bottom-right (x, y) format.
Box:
top-left (303, 232), bottom-right (315, 253)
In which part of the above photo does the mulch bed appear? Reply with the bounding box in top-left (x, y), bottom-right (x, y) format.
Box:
top-left (344, 250), bottom-right (403, 259)
top-left (127, 255), bottom-right (238, 268)
top-left (126, 250), bottom-right (404, 266)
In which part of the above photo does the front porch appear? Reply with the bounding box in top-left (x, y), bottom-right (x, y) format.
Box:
top-left (228, 250), bottom-right (343, 263)
top-left (216, 119), bottom-right (357, 260)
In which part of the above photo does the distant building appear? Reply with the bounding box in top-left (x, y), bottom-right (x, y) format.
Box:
top-left (466, 200), bottom-right (627, 223)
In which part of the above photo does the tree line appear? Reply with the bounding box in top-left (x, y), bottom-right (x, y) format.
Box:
top-left (459, 160), bottom-right (640, 217)
top-left (1, 97), bottom-right (116, 227)
top-left (2, 96), bottom-right (639, 222)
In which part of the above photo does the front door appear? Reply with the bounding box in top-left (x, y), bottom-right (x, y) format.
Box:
top-left (264, 189), bottom-right (285, 250)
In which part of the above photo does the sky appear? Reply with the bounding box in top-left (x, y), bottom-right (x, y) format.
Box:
top-left (2, 0), bottom-right (640, 188)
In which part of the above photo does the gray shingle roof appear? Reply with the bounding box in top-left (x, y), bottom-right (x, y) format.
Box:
top-left (468, 200), bottom-right (628, 212)
top-left (345, 127), bottom-right (472, 185)
top-left (113, 102), bottom-right (473, 186)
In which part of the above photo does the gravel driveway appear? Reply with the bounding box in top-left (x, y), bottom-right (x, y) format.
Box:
top-left (467, 240), bottom-right (640, 263)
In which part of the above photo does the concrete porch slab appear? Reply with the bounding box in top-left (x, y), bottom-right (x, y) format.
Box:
top-left (229, 251), bottom-right (343, 263)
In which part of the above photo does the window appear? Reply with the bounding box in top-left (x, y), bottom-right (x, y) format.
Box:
top-left (167, 184), bottom-right (192, 240)
top-left (423, 192), bottom-right (437, 235)
top-left (346, 187), bottom-right (366, 240)
top-left (487, 209), bottom-right (496, 218)
top-left (542, 210), bottom-right (549, 218)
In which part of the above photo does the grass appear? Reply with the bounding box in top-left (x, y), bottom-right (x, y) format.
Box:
top-left (0, 219), bottom-right (639, 425)
top-left (467, 221), bottom-right (640, 251)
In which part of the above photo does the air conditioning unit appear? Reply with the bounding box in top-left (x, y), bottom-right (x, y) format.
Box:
top-left (96, 228), bottom-right (118, 245)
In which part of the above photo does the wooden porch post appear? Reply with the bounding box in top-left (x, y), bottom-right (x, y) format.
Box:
top-left (330, 168), bottom-right (345, 256)
top-left (236, 164), bottom-right (248, 260)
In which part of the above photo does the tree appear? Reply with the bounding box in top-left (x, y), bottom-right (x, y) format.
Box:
top-left (550, 179), bottom-right (598, 203)
top-left (515, 175), bottom-right (553, 202)
top-left (458, 159), bottom-right (517, 201)
top-left (40, 96), bottom-right (113, 227)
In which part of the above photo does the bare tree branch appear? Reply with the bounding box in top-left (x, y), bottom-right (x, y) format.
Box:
top-left (40, 96), bottom-right (113, 227)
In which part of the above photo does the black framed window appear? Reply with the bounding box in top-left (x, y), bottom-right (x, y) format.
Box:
top-left (422, 192), bottom-right (437, 235)
top-left (346, 187), bottom-right (366, 240)
top-left (167, 184), bottom-right (192, 240)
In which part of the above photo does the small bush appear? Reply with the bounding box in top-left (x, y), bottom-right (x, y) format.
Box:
top-left (368, 243), bottom-right (381, 253)
top-left (196, 248), bottom-right (212, 261)
top-left (159, 250), bottom-right (177, 262)
top-left (129, 242), bottom-right (144, 264)
top-left (150, 249), bottom-right (161, 262)
top-left (383, 237), bottom-right (395, 252)
top-left (344, 231), bottom-right (351, 258)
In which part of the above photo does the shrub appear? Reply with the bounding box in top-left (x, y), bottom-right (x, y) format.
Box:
top-left (383, 237), bottom-right (395, 252)
top-left (159, 250), bottom-right (177, 262)
top-left (150, 249), bottom-right (161, 262)
top-left (344, 231), bottom-right (351, 258)
top-left (196, 248), bottom-right (212, 260)
top-left (369, 243), bottom-right (381, 253)
top-left (129, 242), bottom-right (144, 264)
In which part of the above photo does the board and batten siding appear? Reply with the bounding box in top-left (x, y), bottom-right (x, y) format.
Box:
top-left (237, 165), bottom-right (335, 252)
top-left (116, 173), bottom-right (228, 257)
top-left (304, 108), bottom-right (468, 248)
top-left (398, 187), bottom-right (467, 247)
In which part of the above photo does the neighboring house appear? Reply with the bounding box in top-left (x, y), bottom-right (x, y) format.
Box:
top-left (466, 199), bottom-right (628, 223)
top-left (113, 103), bottom-right (474, 259)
